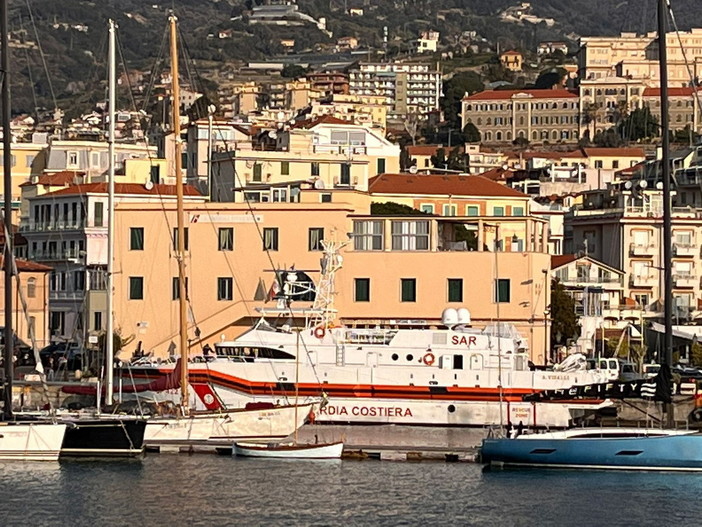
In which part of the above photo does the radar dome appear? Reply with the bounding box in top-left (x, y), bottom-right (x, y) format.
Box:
top-left (442, 308), bottom-right (458, 328)
top-left (456, 308), bottom-right (471, 325)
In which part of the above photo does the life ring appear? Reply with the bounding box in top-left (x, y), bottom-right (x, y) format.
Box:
top-left (423, 352), bottom-right (435, 366)
top-left (689, 408), bottom-right (702, 423)
top-left (314, 326), bottom-right (326, 339)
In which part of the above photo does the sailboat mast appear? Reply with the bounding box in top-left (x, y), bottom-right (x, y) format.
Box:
top-left (658, 0), bottom-right (674, 427)
top-left (169, 15), bottom-right (189, 411)
top-left (105, 19), bottom-right (116, 405)
top-left (1, 0), bottom-right (13, 421)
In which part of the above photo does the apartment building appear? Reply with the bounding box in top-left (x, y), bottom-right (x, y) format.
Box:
top-left (209, 116), bottom-right (400, 202)
top-left (461, 89), bottom-right (580, 144)
top-left (578, 77), bottom-right (645, 137)
top-left (565, 186), bottom-right (702, 323)
top-left (308, 93), bottom-right (388, 132)
top-left (19, 183), bottom-right (205, 344)
top-left (307, 72), bottom-right (350, 96)
top-left (349, 62), bottom-right (442, 119)
top-left (0, 139), bottom-right (47, 205)
top-left (642, 87), bottom-right (702, 135)
top-left (96, 190), bottom-right (551, 363)
top-left (579, 29), bottom-right (702, 85)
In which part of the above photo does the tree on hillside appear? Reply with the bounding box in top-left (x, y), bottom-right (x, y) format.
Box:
top-left (281, 64), bottom-right (307, 79)
top-left (441, 71), bottom-right (484, 129)
top-left (617, 107), bottom-right (659, 142)
top-left (371, 202), bottom-right (428, 215)
top-left (534, 67), bottom-right (567, 89)
top-left (593, 128), bottom-right (624, 148)
top-left (550, 279), bottom-right (580, 350)
top-left (463, 122), bottom-right (481, 143)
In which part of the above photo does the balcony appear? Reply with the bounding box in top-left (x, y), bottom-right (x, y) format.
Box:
top-left (629, 274), bottom-right (656, 287)
top-left (629, 242), bottom-right (656, 256)
top-left (313, 144), bottom-right (367, 155)
top-left (673, 243), bottom-right (698, 257)
top-left (558, 275), bottom-right (624, 287)
top-left (20, 220), bottom-right (86, 233)
top-left (28, 248), bottom-right (82, 262)
top-left (674, 273), bottom-right (697, 288)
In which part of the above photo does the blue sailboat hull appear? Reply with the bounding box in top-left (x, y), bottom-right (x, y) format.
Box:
top-left (481, 429), bottom-right (702, 471)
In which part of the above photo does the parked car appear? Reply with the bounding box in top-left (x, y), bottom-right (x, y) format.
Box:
top-left (39, 342), bottom-right (85, 372)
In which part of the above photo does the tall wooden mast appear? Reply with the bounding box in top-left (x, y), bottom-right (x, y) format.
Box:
top-left (169, 15), bottom-right (189, 412)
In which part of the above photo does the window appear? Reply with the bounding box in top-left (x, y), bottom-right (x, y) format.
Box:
top-left (150, 165), bottom-right (160, 183)
top-left (263, 228), bottom-right (279, 251)
top-left (320, 193), bottom-right (332, 203)
top-left (594, 160), bottom-right (603, 169)
top-left (172, 277), bottom-right (189, 300)
top-left (27, 278), bottom-right (36, 298)
top-left (493, 206), bottom-right (504, 216)
top-left (172, 227), bottom-right (189, 251)
top-left (442, 204), bottom-right (457, 216)
top-left (340, 163), bottom-right (351, 185)
top-left (50, 311), bottom-right (65, 335)
top-left (129, 277), bottom-right (144, 300)
top-left (495, 278), bottom-right (510, 303)
top-left (448, 278), bottom-right (463, 302)
top-left (612, 160), bottom-right (619, 169)
top-left (353, 220), bottom-right (384, 251)
top-left (130, 227), bottom-right (144, 250)
top-left (253, 163), bottom-right (262, 182)
top-left (466, 205), bottom-right (479, 216)
top-left (330, 130), bottom-right (366, 145)
top-left (377, 158), bottom-right (386, 174)
top-left (420, 204), bottom-right (434, 214)
top-left (354, 278), bottom-right (370, 302)
top-left (391, 220), bottom-right (429, 250)
top-left (94, 311), bottom-right (103, 331)
top-left (512, 206), bottom-right (524, 216)
top-left (94, 202), bottom-right (104, 227)
top-left (90, 151), bottom-right (100, 168)
top-left (74, 271), bottom-right (85, 291)
top-left (67, 151), bottom-right (79, 168)
top-left (218, 227), bottom-right (234, 251)
top-left (401, 278), bottom-right (417, 302)
top-left (217, 277), bottom-right (233, 301)
top-left (311, 162), bottom-right (320, 177)
top-left (308, 228), bottom-right (324, 251)
top-left (281, 161), bottom-right (290, 176)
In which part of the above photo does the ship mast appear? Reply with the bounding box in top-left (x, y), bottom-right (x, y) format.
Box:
top-left (169, 15), bottom-right (189, 412)
top-left (657, 0), bottom-right (674, 428)
top-left (105, 19), bottom-right (116, 405)
top-left (1, 0), bottom-right (12, 420)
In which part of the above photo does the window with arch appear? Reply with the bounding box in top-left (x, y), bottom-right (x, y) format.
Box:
top-left (532, 131), bottom-right (538, 140)
top-left (552, 102), bottom-right (558, 109)
top-left (519, 116), bottom-right (525, 125)
top-left (477, 117), bottom-right (482, 126)
top-left (552, 130), bottom-right (559, 140)
top-left (506, 131), bottom-right (512, 140)
top-left (561, 130), bottom-right (570, 140)
top-left (496, 131), bottom-right (502, 141)
top-left (562, 102), bottom-right (568, 109)
top-left (518, 130), bottom-right (525, 139)
top-left (485, 131), bottom-right (492, 141)
top-left (486, 117), bottom-right (492, 125)
top-left (27, 278), bottom-right (36, 298)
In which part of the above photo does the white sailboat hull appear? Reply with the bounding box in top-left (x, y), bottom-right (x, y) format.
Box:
top-left (0, 422), bottom-right (67, 461)
top-left (144, 404), bottom-right (314, 447)
top-left (234, 441), bottom-right (344, 459)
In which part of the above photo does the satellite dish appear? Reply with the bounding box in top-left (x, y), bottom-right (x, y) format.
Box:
top-left (269, 131), bottom-right (277, 139)
top-left (639, 180), bottom-right (648, 189)
top-left (277, 111), bottom-right (286, 121)
top-left (144, 181), bottom-right (154, 190)
top-left (408, 165), bottom-right (418, 174)
top-left (656, 181), bottom-right (664, 190)
top-left (624, 180), bottom-right (633, 190)
top-left (314, 179), bottom-right (326, 190)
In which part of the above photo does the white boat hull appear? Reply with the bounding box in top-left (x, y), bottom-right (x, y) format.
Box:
top-left (0, 422), bottom-right (67, 461)
top-left (234, 441), bottom-right (344, 459)
top-left (144, 404), bottom-right (314, 447)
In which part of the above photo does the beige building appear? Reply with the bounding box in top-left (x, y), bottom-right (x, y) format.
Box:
top-left (0, 140), bottom-right (47, 205)
top-left (462, 89), bottom-right (580, 144)
top-left (231, 82), bottom-right (260, 116)
top-left (500, 50), bottom-right (524, 72)
top-left (579, 29), bottom-right (702, 85)
top-left (578, 77), bottom-right (645, 137)
top-left (308, 93), bottom-right (388, 132)
top-left (101, 189), bottom-right (551, 363)
top-left (642, 87), bottom-right (702, 135)
top-left (210, 116), bottom-right (400, 201)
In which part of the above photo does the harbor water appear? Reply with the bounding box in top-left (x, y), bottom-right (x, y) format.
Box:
top-left (1, 455), bottom-right (698, 526)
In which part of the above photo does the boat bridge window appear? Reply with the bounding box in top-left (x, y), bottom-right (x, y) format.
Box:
top-left (453, 355), bottom-right (463, 370)
top-left (214, 345), bottom-right (295, 360)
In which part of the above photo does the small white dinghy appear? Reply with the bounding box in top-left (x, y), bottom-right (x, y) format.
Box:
top-left (234, 441), bottom-right (344, 459)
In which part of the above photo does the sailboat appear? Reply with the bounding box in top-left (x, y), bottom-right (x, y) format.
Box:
top-left (135, 15), bottom-right (314, 451)
top-left (480, 0), bottom-right (702, 471)
top-left (234, 327), bottom-right (343, 459)
top-left (0, 0), bottom-right (67, 460)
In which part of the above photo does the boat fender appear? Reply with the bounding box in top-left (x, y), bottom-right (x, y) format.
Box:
top-left (689, 408), bottom-right (702, 423)
top-left (314, 326), bottom-right (326, 339)
top-left (307, 409), bottom-right (316, 424)
top-left (423, 352), bottom-right (435, 366)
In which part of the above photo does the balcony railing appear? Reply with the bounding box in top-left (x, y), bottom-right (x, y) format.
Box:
top-left (20, 220), bottom-right (86, 232)
top-left (629, 242), bottom-right (656, 256)
top-left (29, 248), bottom-right (81, 262)
top-left (673, 243), bottom-right (698, 257)
top-left (629, 274), bottom-right (657, 287)
top-left (313, 144), bottom-right (367, 155)
top-left (558, 275), bottom-right (624, 285)
top-left (674, 273), bottom-right (697, 287)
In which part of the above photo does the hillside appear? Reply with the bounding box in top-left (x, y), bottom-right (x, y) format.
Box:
top-left (7, 0), bottom-right (700, 116)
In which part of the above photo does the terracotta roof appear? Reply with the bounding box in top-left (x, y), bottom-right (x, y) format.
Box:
top-left (41, 183), bottom-right (202, 198)
top-left (406, 144), bottom-right (443, 156)
top-left (19, 170), bottom-right (85, 188)
top-left (551, 254), bottom-right (578, 269)
top-left (0, 256), bottom-right (52, 273)
top-left (479, 167), bottom-right (514, 181)
top-left (368, 174), bottom-right (529, 198)
top-left (463, 89), bottom-right (578, 101)
top-left (643, 87), bottom-right (702, 97)
top-left (583, 147), bottom-right (646, 157)
top-left (292, 115), bottom-right (353, 129)
top-left (501, 50), bottom-right (522, 55)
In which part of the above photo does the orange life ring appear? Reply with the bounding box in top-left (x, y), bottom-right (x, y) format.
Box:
top-left (423, 352), bottom-right (435, 366)
top-left (314, 326), bottom-right (326, 339)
